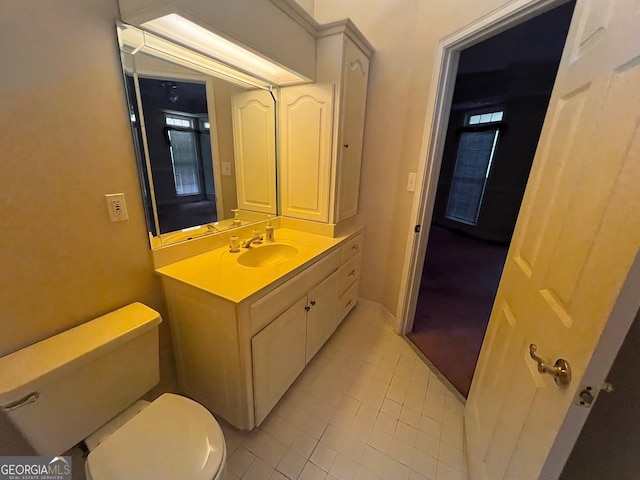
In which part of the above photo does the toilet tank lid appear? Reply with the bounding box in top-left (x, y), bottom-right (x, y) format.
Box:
top-left (0, 303), bottom-right (161, 406)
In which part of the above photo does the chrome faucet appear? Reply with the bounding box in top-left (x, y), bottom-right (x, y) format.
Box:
top-left (242, 233), bottom-right (263, 248)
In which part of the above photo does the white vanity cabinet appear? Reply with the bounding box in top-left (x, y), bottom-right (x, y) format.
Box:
top-left (336, 233), bottom-right (363, 324)
top-left (305, 270), bottom-right (339, 363)
top-left (280, 27), bottom-right (372, 225)
top-left (252, 269), bottom-right (339, 425)
top-left (252, 296), bottom-right (308, 425)
top-left (161, 232), bottom-right (364, 430)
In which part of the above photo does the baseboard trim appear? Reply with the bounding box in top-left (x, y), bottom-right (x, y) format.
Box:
top-left (357, 298), bottom-right (399, 333)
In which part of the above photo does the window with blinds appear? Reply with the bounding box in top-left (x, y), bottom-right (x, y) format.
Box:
top-left (165, 114), bottom-right (201, 196)
top-left (446, 111), bottom-right (503, 225)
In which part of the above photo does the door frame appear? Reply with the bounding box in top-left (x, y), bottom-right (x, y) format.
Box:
top-left (396, 0), bottom-right (640, 475)
top-left (396, 0), bottom-right (573, 336)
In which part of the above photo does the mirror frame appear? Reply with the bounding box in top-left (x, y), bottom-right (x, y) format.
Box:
top-left (116, 21), bottom-right (279, 248)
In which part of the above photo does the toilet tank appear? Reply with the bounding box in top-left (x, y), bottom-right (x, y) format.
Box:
top-left (0, 303), bottom-right (161, 455)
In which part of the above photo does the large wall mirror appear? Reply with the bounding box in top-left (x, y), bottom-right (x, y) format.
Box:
top-left (117, 22), bottom-right (278, 248)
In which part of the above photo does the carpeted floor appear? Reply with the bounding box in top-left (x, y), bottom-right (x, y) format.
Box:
top-left (157, 199), bottom-right (218, 233)
top-left (408, 225), bottom-right (508, 397)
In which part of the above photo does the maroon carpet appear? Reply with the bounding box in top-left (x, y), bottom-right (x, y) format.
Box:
top-left (408, 225), bottom-right (508, 397)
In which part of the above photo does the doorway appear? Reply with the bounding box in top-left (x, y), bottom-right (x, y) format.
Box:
top-left (407, 1), bottom-right (575, 397)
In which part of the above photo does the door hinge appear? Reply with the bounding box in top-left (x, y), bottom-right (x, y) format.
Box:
top-left (414, 225), bottom-right (421, 233)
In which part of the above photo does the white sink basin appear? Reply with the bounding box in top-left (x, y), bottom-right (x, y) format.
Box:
top-left (237, 243), bottom-right (299, 267)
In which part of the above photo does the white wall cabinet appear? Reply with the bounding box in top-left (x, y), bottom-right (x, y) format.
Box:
top-left (333, 39), bottom-right (370, 222)
top-left (280, 29), bottom-right (372, 225)
top-left (279, 84), bottom-right (334, 222)
top-left (162, 233), bottom-right (363, 430)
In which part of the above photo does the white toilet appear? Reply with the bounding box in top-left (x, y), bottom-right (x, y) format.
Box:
top-left (0, 303), bottom-right (226, 479)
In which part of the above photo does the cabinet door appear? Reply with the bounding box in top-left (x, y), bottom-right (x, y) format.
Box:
top-left (279, 84), bottom-right (334, 222)
top-left (231, 90), bottom-right (277, 214)
top-left (306, 270), bottom-right (339, 363)
top-left (335, 40), bottom-right (369, 222)
top-left (252, 296), bottom-right (307, 425)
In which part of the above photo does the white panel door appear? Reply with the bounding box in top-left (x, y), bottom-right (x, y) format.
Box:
top-left (280, 84), bottom-right (334, 222)
top-left (232, 90), bottom-right (277, 214)
top-left (252, 296), bottom-right (307, 425)
top-left (466, 1), bottom-right (640, 478)
top-left (306, 270), bottom-right (339, 363)
top-left (335, 39), bottom-right (369, 222)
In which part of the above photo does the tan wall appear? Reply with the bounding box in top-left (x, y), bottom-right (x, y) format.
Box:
top-left (295, 0), bottom-right (315, 16)
top-left (312, 0), bottom-right (511, 318)
top-left (0, 0), bottom-right (176, 408)
top-left (211, 78), bottom-right (240, 219)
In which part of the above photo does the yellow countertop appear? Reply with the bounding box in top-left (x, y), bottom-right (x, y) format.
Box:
top-left (156, 228), bottom-right (360, 303)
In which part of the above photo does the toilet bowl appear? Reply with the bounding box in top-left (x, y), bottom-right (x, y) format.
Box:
top-left (85, 394), bottom-right (225, 480)
top-left (0, 303), bottom-right (226, 479)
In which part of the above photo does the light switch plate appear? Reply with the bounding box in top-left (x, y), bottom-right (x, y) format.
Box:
top-left (105, 193), bottom-right (129, 222)
top-left (222, 162), bottom-right (232, 176)
top-left (407, 172), bottom-right (417, 192)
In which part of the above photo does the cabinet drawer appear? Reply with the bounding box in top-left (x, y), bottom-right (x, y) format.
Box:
top-left (338, 280), bottom-right (359, 325)
top-left (249, 249), bottom-right (341, 334)
top-left (341, 234), bottom-right (363, 262)
top-left (337, 253), bottom-right (361, 295)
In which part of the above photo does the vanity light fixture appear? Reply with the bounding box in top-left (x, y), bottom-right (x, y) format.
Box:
top-left (140, 14), bottom-right (308, 86)
top-left (118, 22), bottom-right (272, 90)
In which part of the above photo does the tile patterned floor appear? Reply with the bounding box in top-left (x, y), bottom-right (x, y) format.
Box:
top-left (220, 303), bottom-right (468, 480)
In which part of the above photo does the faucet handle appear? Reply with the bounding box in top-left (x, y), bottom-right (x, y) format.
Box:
top-left (229, 236), bottom-right (240, 253)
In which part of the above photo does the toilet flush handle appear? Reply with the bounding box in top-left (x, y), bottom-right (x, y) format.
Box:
top-left (1, 392), bottom-right (39, 411)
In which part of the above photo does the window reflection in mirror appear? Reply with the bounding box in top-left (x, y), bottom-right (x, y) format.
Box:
top-left (117, 23), bottom-right (278, 248)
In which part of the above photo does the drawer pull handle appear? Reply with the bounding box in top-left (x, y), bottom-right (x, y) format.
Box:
top-left (349, 269), bottom-right (356, 276)
top-left (2, 392), bottom-right (39, 411)
top-left (351, 244), bottom-right (359, 250)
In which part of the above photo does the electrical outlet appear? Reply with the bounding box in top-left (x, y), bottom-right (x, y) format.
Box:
top-left (407, 172), bottom-right (417, 192)
top-left (105, 193), bottom-right (129, 222)
top-left (222, 162), bottom-right (232, 176)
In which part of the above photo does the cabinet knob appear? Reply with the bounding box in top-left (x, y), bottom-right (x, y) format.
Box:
top-left (304, 305), bottom-right (311, 312)
top-left (310, 300), bottom-right (316, 307)
top-left (343, 143), bottom-right (349, 148)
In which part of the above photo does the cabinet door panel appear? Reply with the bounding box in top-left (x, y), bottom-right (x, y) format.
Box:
top-left (336, 40), bottom-right (369, 222)
top-left (232, 90), bottom-right (277, 214)
top-left (252, 296), bottom-right (307, 425)
top-left (279, 84), bottom-right (334, 222)
top-left (306, 270), bottom-right (339, 363)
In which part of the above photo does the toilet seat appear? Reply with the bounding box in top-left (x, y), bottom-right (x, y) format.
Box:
top-left (85, 394), bottom-right (225, 480)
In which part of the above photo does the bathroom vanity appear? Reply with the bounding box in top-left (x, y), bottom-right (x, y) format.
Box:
top-left (116, 0), bottom-right (373, 430)
top-left (157, 228), bottom-right (363, 429)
